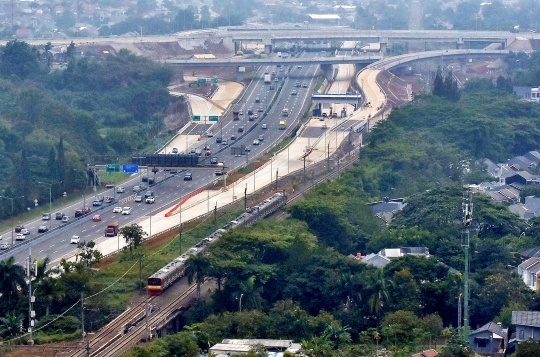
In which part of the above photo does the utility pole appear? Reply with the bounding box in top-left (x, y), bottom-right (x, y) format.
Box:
top-left (244, 185), bottom-right (248, 211)
top-left (275, 169), bottom-right (279, 192)
top-left (27, 248), bottom-right (34, 345)
top-left (461, 192), bottom-right (473, 337)
top-left (81, 291), bottom-right (85, 341)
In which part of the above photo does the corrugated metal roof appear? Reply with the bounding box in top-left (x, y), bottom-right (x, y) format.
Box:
top-left (210, 344), bottom-right (252, 353)
top-left (512, 311), bottom-right (540, 327)
top-left (221, 339), bottom-right (292, 348)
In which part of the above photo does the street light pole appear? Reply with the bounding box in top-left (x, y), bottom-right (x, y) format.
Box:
top-left (37, 181), bottom-right (56, 230)
top-left (239, 293), bottom-right (244, 312)
top-left (0, 195), bottom-right (25, 247)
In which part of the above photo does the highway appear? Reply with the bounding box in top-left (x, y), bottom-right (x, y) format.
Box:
top-left (0, 52), bottom-right (319, 267)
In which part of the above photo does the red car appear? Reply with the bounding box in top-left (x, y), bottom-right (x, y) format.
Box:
top-left (92, 215), bottom-right (102, 222)
top-left (14, 225), bottom-right (24, 233)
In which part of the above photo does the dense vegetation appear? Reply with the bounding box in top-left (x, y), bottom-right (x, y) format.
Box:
top-left (0, 40), bottom-right (174, 220)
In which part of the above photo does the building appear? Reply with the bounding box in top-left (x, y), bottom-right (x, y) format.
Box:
top-left (517, 257), bottom-right (540, 290)
top-left (209, 339), bottom-right (301, 357)
top-left (510, 197), bottom-right (540, 219)
top-left (513, 86), bottom-right (540, 103)
top-left (369, 198), bottom-right (406, 225)
top-left (468, 322), bottom-right (507, 356)
top-left (307, 14), bottom-right (341, 26)
top-left (512, 311), bottom-right (540, 342)
top-left (411, 350), bottom-right (438, 357)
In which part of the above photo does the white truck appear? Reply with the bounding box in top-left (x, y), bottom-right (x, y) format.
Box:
top-left (264, 74), bottom-right (271, 83)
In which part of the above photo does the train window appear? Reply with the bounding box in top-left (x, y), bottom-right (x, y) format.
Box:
top-left (148, 278), bottom-right (161, 286)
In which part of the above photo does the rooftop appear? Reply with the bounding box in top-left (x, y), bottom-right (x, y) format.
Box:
top-left (512, 311), bottom-right (540, 327)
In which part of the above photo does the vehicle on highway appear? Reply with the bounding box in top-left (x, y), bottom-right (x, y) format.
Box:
top-left (195, 149), bottom-right (202, 156)
top-left (253, 114), bottom-right (258, 119)
top-left (62, 215), bottom-right (70, 223)
top-left (15, 225), bottom-right (24, 233)
top-left (279, 120), bottom-right (287, 130)
top-left (222, 139), bottom-right (228, 145)
top-left (141, 176), bottom-right (148, 182)
top-left (146, 197), bottom-right (155, 204)
top-left (105, 223), bottom-right (119, 237)
top-left (172, 148), bottom-right (178, 153)
top-left (116, 187), bottom-right (125, 193)
top-left (257, 106), bottom-right (264, 112)
top-left (70, 236), bottom-right (80, 244)
top-left (1, 242), bottom-right (9, 250)
top-left (248, 115), bottom-right (255, 121)
top-left (274, 77), bottom-right (279, 82)
top-left (216, 137), bottom-right (222, 143)
top-left (214, 170), bottom-right (225, 176)
top-left (245, 146), bottom-right (251, 152)
top-left (238, 110), bottom-right (243, 115)
top-left (170, 169), bottom-right (178, 174)
top-left (38, 226), bottom-right (49, 233)
top-left (253, 139), bottom-right (260, 145)
top-left (113, 207), bottom-right (122, 213)
top-left (302, 82), bottom-right (308, 87)
top-left (133, 185), bottom-right (146, 193)
top-left (92, 215), bottom-right (102, 222)
top-left (255, 97), bottom-right (260, 103)
top-left (238, 127), bottom-right (244, 133)
top-left (295, 81), bottom-right (301, 87)
top-left (20, 229), bottom-right (30, 235)
top-left (231, 135), bottom-right (236, 141)
top-left (270, 85), bottom-right (274, 90)
top-left (210, 157), bottom-right (218, 165)
top-left (122, 207), bottom-right (132, 215)
top-left (203, 144), bottom-right (210, 150)
top-left (247, 109), bottom-right (254, 115)
top-left (148, 178), bottom-right (154, 185)
top-left (258, 134), bottom-right (264, 141)
top-left (104, 197), bottom-right (115, 204)
top-left (93, 200), bottom-right (102, 207)
top-left (56, 213), bottom-right (64, 220)
top-left (205, 150), bottom-right (212, 156)
top-left (106, 184), bottom-right (114, 189)
top-left (145, 191), bottom-right (154, 198)
top-left (184, 173), bottom-right (193, 181)
top-left (42, 213), bottom-right (51, 221)
top-left (16, 233), bottom-right (25, 241)
top-left (297, 65), bottom-right (303, 68)
top-left (75, 208), bottom-right (91, 217)
top-left (135, 196), bottom-right (143, 202)
top-left (291, 90), bottom-right (297, 95)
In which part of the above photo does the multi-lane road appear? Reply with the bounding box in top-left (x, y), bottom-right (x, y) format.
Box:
top-left (0, 52), bottom-right (319, 267)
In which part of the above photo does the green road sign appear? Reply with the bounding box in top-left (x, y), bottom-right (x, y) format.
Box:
top-left (192, 115), bottom-right (201, 121)
top-left (211, 78), bottom-right (218, 84)
top-left (106, 164), bottom-right (120, 173)
top-left (197, 78), bottom-right (207, 84)
top-left (209, 116), bottom-right (219, 122)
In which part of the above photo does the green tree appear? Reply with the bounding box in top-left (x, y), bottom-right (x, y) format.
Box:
top-left (0, 40), bottom-right (41, 79)
top-left (433, 67), bottom-right (445, 97)
top-left (0, 311), bottom-right (23, 337)
top-left (381, 310), bottom-right (421, 345)
top-left (0, 256), bottom-right (26, 306)
top-left (421, 313), bottom-right (444, 347)
top-left (366, 268), bottom-right (392, 319)
top-left (439, 330), bottom-right (473, 357)
top-left (119, 223), bottom-right (147, 257)
top-left (148, 331), bottom-right (200, 356)
top-left (517, 340), bottom-right (540, 357)
top-left (185, 253), bottom-right (211, 299)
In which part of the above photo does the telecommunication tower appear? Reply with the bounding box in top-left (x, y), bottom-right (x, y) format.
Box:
top-left (461, 191), bottom-right (473, 336)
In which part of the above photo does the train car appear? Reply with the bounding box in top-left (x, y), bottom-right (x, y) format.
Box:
top-left (147, 193), bottom-right (286, 296)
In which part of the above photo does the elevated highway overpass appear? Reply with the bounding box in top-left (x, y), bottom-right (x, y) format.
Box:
top-left (164, 54), bottom-right (381, 67)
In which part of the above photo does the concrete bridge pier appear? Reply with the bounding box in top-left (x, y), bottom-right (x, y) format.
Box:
top-left (234, 40), bottom-right (242, 54)
top-left (320, 63), bottom-right (334, 81)
top-left (379, 37), bottom-right (388, 54)
top-left (458, 58), bottom-right (468, 74)
top-left (264, 39), bottom-right (273, 54)
top-left (456, 38), bottom-right (465, 49)
top-left (236, 66), bottom-right (245, 81)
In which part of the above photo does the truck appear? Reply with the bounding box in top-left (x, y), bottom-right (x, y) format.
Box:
top-left (264, 74), bottom-right (271, 84)
top-left (282, 108), bottom-right (289, 117)
top-left (279, 120), bottom-right (287, 130)
top-left (233, 111), bottom-right (240, 121)
top-left (105, 223), bottom-right (119, 237)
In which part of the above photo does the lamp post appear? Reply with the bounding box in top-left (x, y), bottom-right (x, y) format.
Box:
top-left (37, 181), bottom-right (57, 230)
top-left (239, 293), bottom-right (244, 312)
top-left (0, 195), bottom-right (25, 247)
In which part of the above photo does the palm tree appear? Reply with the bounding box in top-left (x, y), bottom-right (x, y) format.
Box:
top-left (239, 275), bottom-right (265, 311)
top-left (0, 311), bottom-right (23, 337)
top-left (185, 253), bottom-right (211, 298)
top-left (35, 257), bottom-right (57, 282)
top-left (366, 268), bottom-right (392, 320)
top-left (36, 277), bottom-right (61, 316)
top-left (0, 257), bottom-right (26, 306)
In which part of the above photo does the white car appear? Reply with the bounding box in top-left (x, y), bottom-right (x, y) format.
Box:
top-left (62, 215), bottom-right (70, 223)
top-left (0, 242), bottom-right (9, 250)
top-left (15, 233), bottom-right (25, 241)
top-left (253, 140), bottom-right (260, 145)
top-left (122, 207), bottom-right (132, 215)
top-left (20, 229), bottom-right (30, 235)
top-left (145, 197), bottom-right (155, 204)
top-left (113, 206), bottom-right (123, 213)
top-left (116, 186), bottom-right (125, 193)
top-left (70, 236), bottom-right (80, 244)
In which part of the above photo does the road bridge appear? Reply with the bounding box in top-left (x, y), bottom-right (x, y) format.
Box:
top-left (164, 55), bottom-right (381, 67)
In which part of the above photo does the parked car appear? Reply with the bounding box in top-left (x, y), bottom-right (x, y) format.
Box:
top-left (42, 213), bottom-right (51, 221)
top-left (70, 236), bottom-right (80, 244)
top-left (92, 215), bottom-right (102, 222)
top-left (113, 207), bottom-right (123, 213)
top-left (38, 226), bottom-right (49, 233)
top-left (121, 207), bottom-right (132, 215)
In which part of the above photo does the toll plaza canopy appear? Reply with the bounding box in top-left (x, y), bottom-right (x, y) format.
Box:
top-left (311, 94), bottom-right (361, 104)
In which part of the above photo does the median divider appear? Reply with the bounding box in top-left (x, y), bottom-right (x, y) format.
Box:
top-left (164, 187), bottom-right (205, 217)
